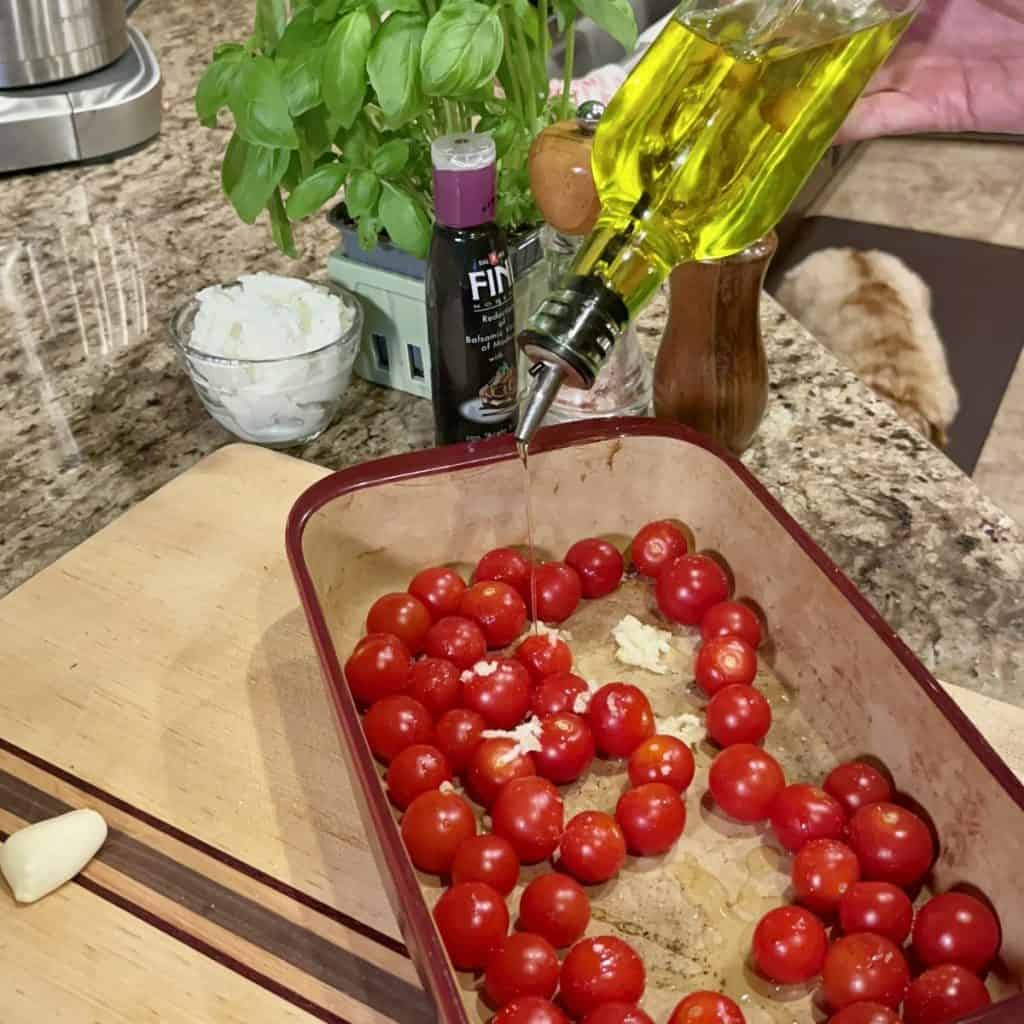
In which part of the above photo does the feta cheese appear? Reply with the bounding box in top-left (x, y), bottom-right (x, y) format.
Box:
top-left (612, 614), bottom-right (674, 675)
top-left (439, 780), bottom-right (457, 795)
top-left (658, 712), bottom-right (705, 746)
top-left (572, 677), bottom-right (602, 715)
top-left (536, 622), bottom-right (572, 646)
top-left (482, 717), bottom-right (544, 757)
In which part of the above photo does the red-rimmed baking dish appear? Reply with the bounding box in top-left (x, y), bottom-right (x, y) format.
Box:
top-left (286, 418), bottom-right (1024, 1023)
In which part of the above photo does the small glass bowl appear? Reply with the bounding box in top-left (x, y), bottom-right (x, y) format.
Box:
top-left (169, 278), bottom-right (363, 448)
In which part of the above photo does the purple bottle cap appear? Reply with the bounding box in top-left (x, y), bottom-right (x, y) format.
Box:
top-left (432, 133), bottom-right (497, 229)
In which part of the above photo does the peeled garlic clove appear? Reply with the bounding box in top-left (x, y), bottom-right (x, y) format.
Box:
top-left (1, 809), bottom-right (108, 904)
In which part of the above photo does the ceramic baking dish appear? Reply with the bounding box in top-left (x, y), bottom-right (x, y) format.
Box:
top-left (286, 418), bottom-right (1024, 1023)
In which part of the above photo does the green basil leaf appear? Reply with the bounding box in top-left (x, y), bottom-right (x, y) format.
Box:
top-left (256, 0), bottom-right (288, 50)
top-left (575, 0), bottom-right (636, 51)
top-left (373, 0), bottom-right (423, 13)
top-left (229, 56), bottom-right (299, 148)
top-left (268, 188), bottom-right (298, 257)
top-left (285, 161), bottom-right (348, 219)
top-left (487, 115), bottom-right (518, 158)
top-left (551, 0), bottom-right (574, 33)
top-left (356, 214), bottom-right (380, 252)
top-left (213, 42), bottom-right (245, 61)
top-left (281, 49), bottom-right (324, 116)
top-left (315, 0), bottom-right (342, 19)
top-left (221, 133), bottom-right (290, 223)
top-left (282, 150), bottom-right (304, 191)
top-left (420, 1), bottom-right (503, 98)
top-left (322, 9), bottom-right (373, 130)
top-left (367, 12), bottom-right (427, 126)
top-left (345, 168), bottom-right (381, 217)
top-left (339, 116), bottom-right (373, 166)
top-left (371, 139), bottom-right (409, 178)
top-left (296, 104), bottom-right (333, 161)
top-left (379, 182), bottom-right (430, 258)
top-left (196, 50), bottom-right (245, 128)
top-left (277, 7), bottom-right (321, 58)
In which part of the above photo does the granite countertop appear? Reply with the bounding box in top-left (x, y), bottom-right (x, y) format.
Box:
top-left (1, 2), bottom-right (1021, 705)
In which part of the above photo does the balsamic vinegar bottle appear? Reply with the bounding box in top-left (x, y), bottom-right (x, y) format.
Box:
top-left (426, 133), bottom-right (518, 445)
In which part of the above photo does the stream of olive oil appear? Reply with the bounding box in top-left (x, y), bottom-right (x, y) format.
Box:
top-left (517, 439), bottom-right (539, 633)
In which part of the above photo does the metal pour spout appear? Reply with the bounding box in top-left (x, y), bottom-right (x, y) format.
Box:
top-left (515, 361), bottom-right (566, 445)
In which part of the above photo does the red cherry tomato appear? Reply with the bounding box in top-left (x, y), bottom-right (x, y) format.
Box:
top-left (706, 685), bottom-right (772, 747)
top-left (630, 520), bottom-right (688, 578)
top-left (533, 672), bottom-right (589, 718)
top-left (491, 776), bottom-right (565, 864)
top-left (362, 696), bottom-right (433, 763)
top-left (434, 708), bottom-right (486, 774)
top-left (838, 881), bottom-right (914, 944)
top-left (668, 991), bottom-right (746, 1024)
top-left (475, 547), bottom-right (532, 600)
top-left (493, 997), bottom-right (569, 1024)
top-left (565, 538), bottom-right (625, 599)
top-left (584, 1003), bottom-right (655, 1024)
top-left (709, 744), bottom-right (786, 823)
top-left (535, 712), bottom-right (595, 784)
top-left (465, 737), bottom-right (536, 807)
top-left (752, 906), bottom-right (828, 984)
top-left (560, 935), bottom-right (646, 1018)
top-left (695, 636), bottom-right (757, 696)
top-left (769, 784), bottom-right (846, 852)
top-left (903, 964), bottom-right (992, 1024)
top-left (462, 658), bottom-right (532, 729)
top-left (912, 892), bottom-right (1001, 973)
top-left (432, 880), bottom-right (508, 970)
top-left (628, 735), bottom-right (696, 792)
top-left (616, 783), bottom-right (686, 856)
top-left (589, 683), bottom-right (656, 758)
top-left (423, 615), bottom-right (487, 669)
top-left (366, 592), bottom-right (432, 654)
top-left (558, 811), bottom-right (627, 885)
top-left (846, 802), bottom-right (934, 887)
top-left (824, 761), bottom-right (893, 816)
top-left (656, 554), bottom-right (730, 626)
top-left (400, 790), bottom-right (476, 874)
top-left (459, 581), bottom-right (528, 649)
top-left (829, 1004), bottom-right (901, 1024)
top-left (792, 838), bottom-right (861, 914)
top-left (518, 872), bottom-right (591, 949)
top-left (409, 566), bottom-right (466, 621)
top-left (530, 562), bottom-right (583, 624)
top-left (484, 932), bottom-right (560, 1008)
top-left (408, 657), bottom-right (462, 717)
top-left (451, 834), bottom-right (520, 895)
top-left (344, 633), bottom-right (411, 706)
top-left (385, 743), bottom-right (451, 809)
top-left (822, 932), bottom-right (910, 1010)
top-left (516, 633), bottom-right (573, 684)
top-left (700, 600), bottom-right (763, 649)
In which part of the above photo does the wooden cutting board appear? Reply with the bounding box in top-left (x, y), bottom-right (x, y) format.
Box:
top-left (0, 443), bottom-right (1021, 1023)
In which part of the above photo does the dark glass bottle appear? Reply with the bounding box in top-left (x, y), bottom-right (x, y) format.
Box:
top-left (426, 133), bottom-right (518, 445)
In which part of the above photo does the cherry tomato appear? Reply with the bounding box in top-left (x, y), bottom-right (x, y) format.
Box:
top-left (709, 743), bottom-right (785, 822)
top-left (656, 554), bottom-right (730, 626)
top-left (769, 784), bottom-right (846, 852)
top-left (462, 658), bottom-right (532, 729)
top-left (558, 810), bottom-right (627, 885)
top-left (630, 520), bottom-right (688, 578)
top-left (516, 633), bottom-right (573, 684)
top-left (491, 776), bottom-right (565, 864)
top-left (407, 657), bottom-right (462, 717)
top-left (560, 935), bottom-right (646, 1018)
top-left (459, 581), bottom-right (528, 649)
top-left (752, 906), bottom-right (828, 984)
top-left (423, 615), bottom-right (488, 669)
top-left (706, 685), bottom-right (771, 747)
top-left (668, 991), bottom-right (746, 1024)
top-left (475, 547), bottom-right (532, 600)
top-left (434, 708), bottom-right (486, 774)
top-left (847, 802), bottom-right (934, 887)
top-left (903, 964), bottom-right (992, 1024)
top-left (584, 1004), bottom-right (655, 1024)
top-left (530, 562), bottom-right (583, 624)
top-left (589, 683), bottom-right (656, 758)
top-left (386, 743), bottom-right (451, 809)
top-left (829, 1004), bottom-right (901, 1024)
top-left (366, 592), bottom-right (432, 654)
top-left (535, 712), bottom-right (595, 784)
top-left (616, 783), bottom-right (686, 856)
top-left (533, 672), bottom-right (589, 718)
top-left (912, 891), bottom-right (1001, 973)
top-left (362, 696), bottom-right (433, 763)
top-left (400, 790), bottom-right (476, 875)
top-left (518, 872), bottom-right (591, 949)
top-left (838, 881), bottom-right (914, 943)
top-left (465, 737), bottom-right (536, 807)
top-left (344, 633), bottom-right (411, 706)
top-left (484, 932), bottom-right (560, 1008)
top-left (409, 566), bottom-right (466, 621)
top-left (451, 834), bottom-right (520, 895)
top-left (822, 933), bottom-right (910, 1010)
top-left (824, 761), bottom-right (893, 817)
top-left (701, 600), bottom-right (763, 649)
top-left (695, 636), bottom-right (757, 696)
top-left (627, 735), bottom-right (696, 792)
top-left (432, 880), bottom-right (508, 970)
top-left (493, 997), bottom-right (569, 1024)
top-left (792, 838), bottom-right (861, 914)
top-left (565, 538), bottom-right (625, 599)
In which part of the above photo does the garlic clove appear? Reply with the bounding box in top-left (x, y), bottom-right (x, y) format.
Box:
top-left (0, 809), bottom-right (108, 904)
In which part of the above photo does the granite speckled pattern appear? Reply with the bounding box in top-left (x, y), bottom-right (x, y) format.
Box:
top-left (0, 3), bottom-right (1020, 705)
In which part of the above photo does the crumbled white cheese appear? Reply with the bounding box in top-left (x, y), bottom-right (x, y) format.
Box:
top-left (461, 659), bottom-right (499, 684)
top-left (482, 717), bottom-right (544, 757)
top-left (439, 780), bottom-right (457, 795)
top-left (658, 713), bottom-right (705, 746)
top-left (536, 622), bottom-right (572, 645)
top-left (612, 614), bottom-right (673, 675)
top-left (572, 677), bottom-right (602, 715)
